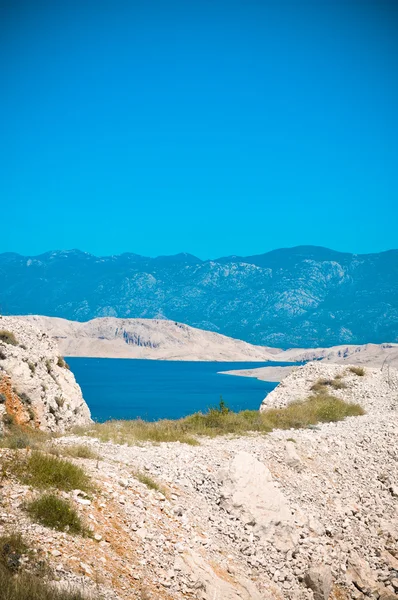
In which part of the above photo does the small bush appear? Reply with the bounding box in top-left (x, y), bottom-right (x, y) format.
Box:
top-left (134, 470), bottom-right (166, 495)
top-left (45, 360), bottom-right (52, 375)
top-left (2, 413), bottom-right (14, 427)
top-left (0, 393), bottom-right (6, 404)
top-left (0, 532), bottom-right (29, 573)
top-left (348, 366), bottom-right (365, 376)
top-left (18, 393), bottom-right (32, 405)
top-left (310, 376), bottom-right (348, 393)
top-left (0, 331), bottom-right (18, 346)
top-left (27, 362), bottom-right (36, 375)
top-left (12, 451), bottom-right (92, 493)
top-left (57, 357), bottom-right (70, 370)
top-left (26, 494), bottom-right (90, 536)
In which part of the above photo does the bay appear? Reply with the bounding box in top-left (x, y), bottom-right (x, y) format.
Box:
top-left (67, 358), bottom-right (295, 422)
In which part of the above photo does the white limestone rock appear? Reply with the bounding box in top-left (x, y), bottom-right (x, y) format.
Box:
top-left (218, 451), bottom-right (298, 551)
top-left (0, 315), bottom-right (91, 432)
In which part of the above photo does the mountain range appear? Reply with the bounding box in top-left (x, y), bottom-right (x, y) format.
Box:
top-left (1, 246), bottom-right (397, 348)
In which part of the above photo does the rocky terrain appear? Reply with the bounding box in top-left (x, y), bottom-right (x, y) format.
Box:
top-left (14, 315), bottom-right (279, 361)
top-left (0, 315), bottom-right (91, 432)
top-left (1, 361), bottom-right (398, 600)
top-left (1, 246), bottom-right (397, 347)
top-left (223, 342), bottom-right (398, 382)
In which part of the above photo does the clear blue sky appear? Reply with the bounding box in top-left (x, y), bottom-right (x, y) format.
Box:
top-left (1, 0), bottom-right (397, 258)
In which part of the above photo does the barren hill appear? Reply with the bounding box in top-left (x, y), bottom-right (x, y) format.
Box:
top-left (16, 315), bottom-right (279, 362)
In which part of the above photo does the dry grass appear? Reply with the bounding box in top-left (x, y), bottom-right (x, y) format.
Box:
top-left (310, 375), bottom-right (347, 393)
top-left (25, 493), bottom-right (90, 537)
top-left (79, 393), bottom-right (364, 445)
top-left (77, 419), bottom-right (200, 446)
top-left (7, 451), bottom-right (92, 493)
top-left (348, 366), bottom-right (366, 376)
top-left (261, 392), bottom-right (364, 428)
top-left (49, 444), bottom-right (98, 460)
top-left (0, 425), bottom-right (51, 450)
top-left (0, 568), bottom-right (89, 600)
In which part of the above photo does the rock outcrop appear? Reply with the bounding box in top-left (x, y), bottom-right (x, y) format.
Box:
top-left (218, 451), bottom-right (298, 552)
top-left (0, 316), bottom-right (91, 432)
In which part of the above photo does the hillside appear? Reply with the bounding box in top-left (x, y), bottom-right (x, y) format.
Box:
top-left (1, 246), bottom-right (397, 347)
top-left (1, 362), bottom-right (397, 599)
top-left (16, 315), bottom-right (279, 361)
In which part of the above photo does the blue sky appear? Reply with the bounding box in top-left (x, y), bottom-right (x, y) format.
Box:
top-left (1, 0), bottom-right (397, 258)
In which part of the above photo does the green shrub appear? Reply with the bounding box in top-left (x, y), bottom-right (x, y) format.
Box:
top-left (0, 331), bottom-right (18, 346)
top-left (348, 366), bottom-right (366, 376)
top-left (133, 471), bottom-right (167, 495)
top-left (25, 494), bottom-right (90, 536)
top-left (27, 362), bottom-right (36, 375)
top-left (0, 532), bottom-right (29, 573)
top-left (18, 393), bottom-right (32, 405)
top-left (2, 414), bottom-right (14, 427)
top-left (57, 357), bottom-right (70, 370)
top-left (0, 393), bottom-right (6, 404)
top-left (12, 451), bottom-right (92, 493)
top-left (262, 392), bottom-right (364, 429)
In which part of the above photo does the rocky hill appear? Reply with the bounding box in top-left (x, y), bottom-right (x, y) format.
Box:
top-left (0, 316), bottom-right (91, 431)
top-left (15, 315), bottom-right (279, 361)
top-left (0, 246), bottom-right (397, 347)
top-left (1, 362), bottom-right (397, 600)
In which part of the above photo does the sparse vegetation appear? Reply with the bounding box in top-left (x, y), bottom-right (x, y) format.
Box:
top-left (0, 567), bottom-right (89, 600)
top-left (0, 393), bottom-right (6, 404)
top-left (134, 470), bottom-right (167, 495)
top-left (80, 393), bottom-right (364, 445)
top-left (0, 330), bottom-right (18, 346)
top-left (57, 356), bottom-right (70, 370)
top-left (0, 425), bottom-right (50, 450)
top-left (310, 375), bottom-right (347, 393)
top-left (27, 362), bottom-right (36, 375)
top-left (0, 532), bottom-right (29, 573)
top-left (2, 413), bottom-right (14, 427)
top-left (25, 493), bottom-right (90, 536)
top-left (18, 392), bottom-right (32, 405)
top-left (348, 366), bottom-right (366, 376)
top-left (49, 444), bottom-right (97, 460)
top-left (9, 451), bottom-right (92, 493)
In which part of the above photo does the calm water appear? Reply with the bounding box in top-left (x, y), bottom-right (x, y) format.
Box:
top-left (67, 358), bottom-right (294, 422)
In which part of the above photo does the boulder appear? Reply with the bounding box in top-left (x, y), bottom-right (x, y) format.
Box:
top-left (304, 565), bottom-right (332, 600)
top-left (218, 451), bottom-right (298, 551)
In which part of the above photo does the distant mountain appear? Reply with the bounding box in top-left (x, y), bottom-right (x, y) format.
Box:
top-left (0, 246), bottom-right (397, 347)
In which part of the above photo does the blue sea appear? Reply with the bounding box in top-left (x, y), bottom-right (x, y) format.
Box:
top-left (67, 358), bottom-right (294, 422)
